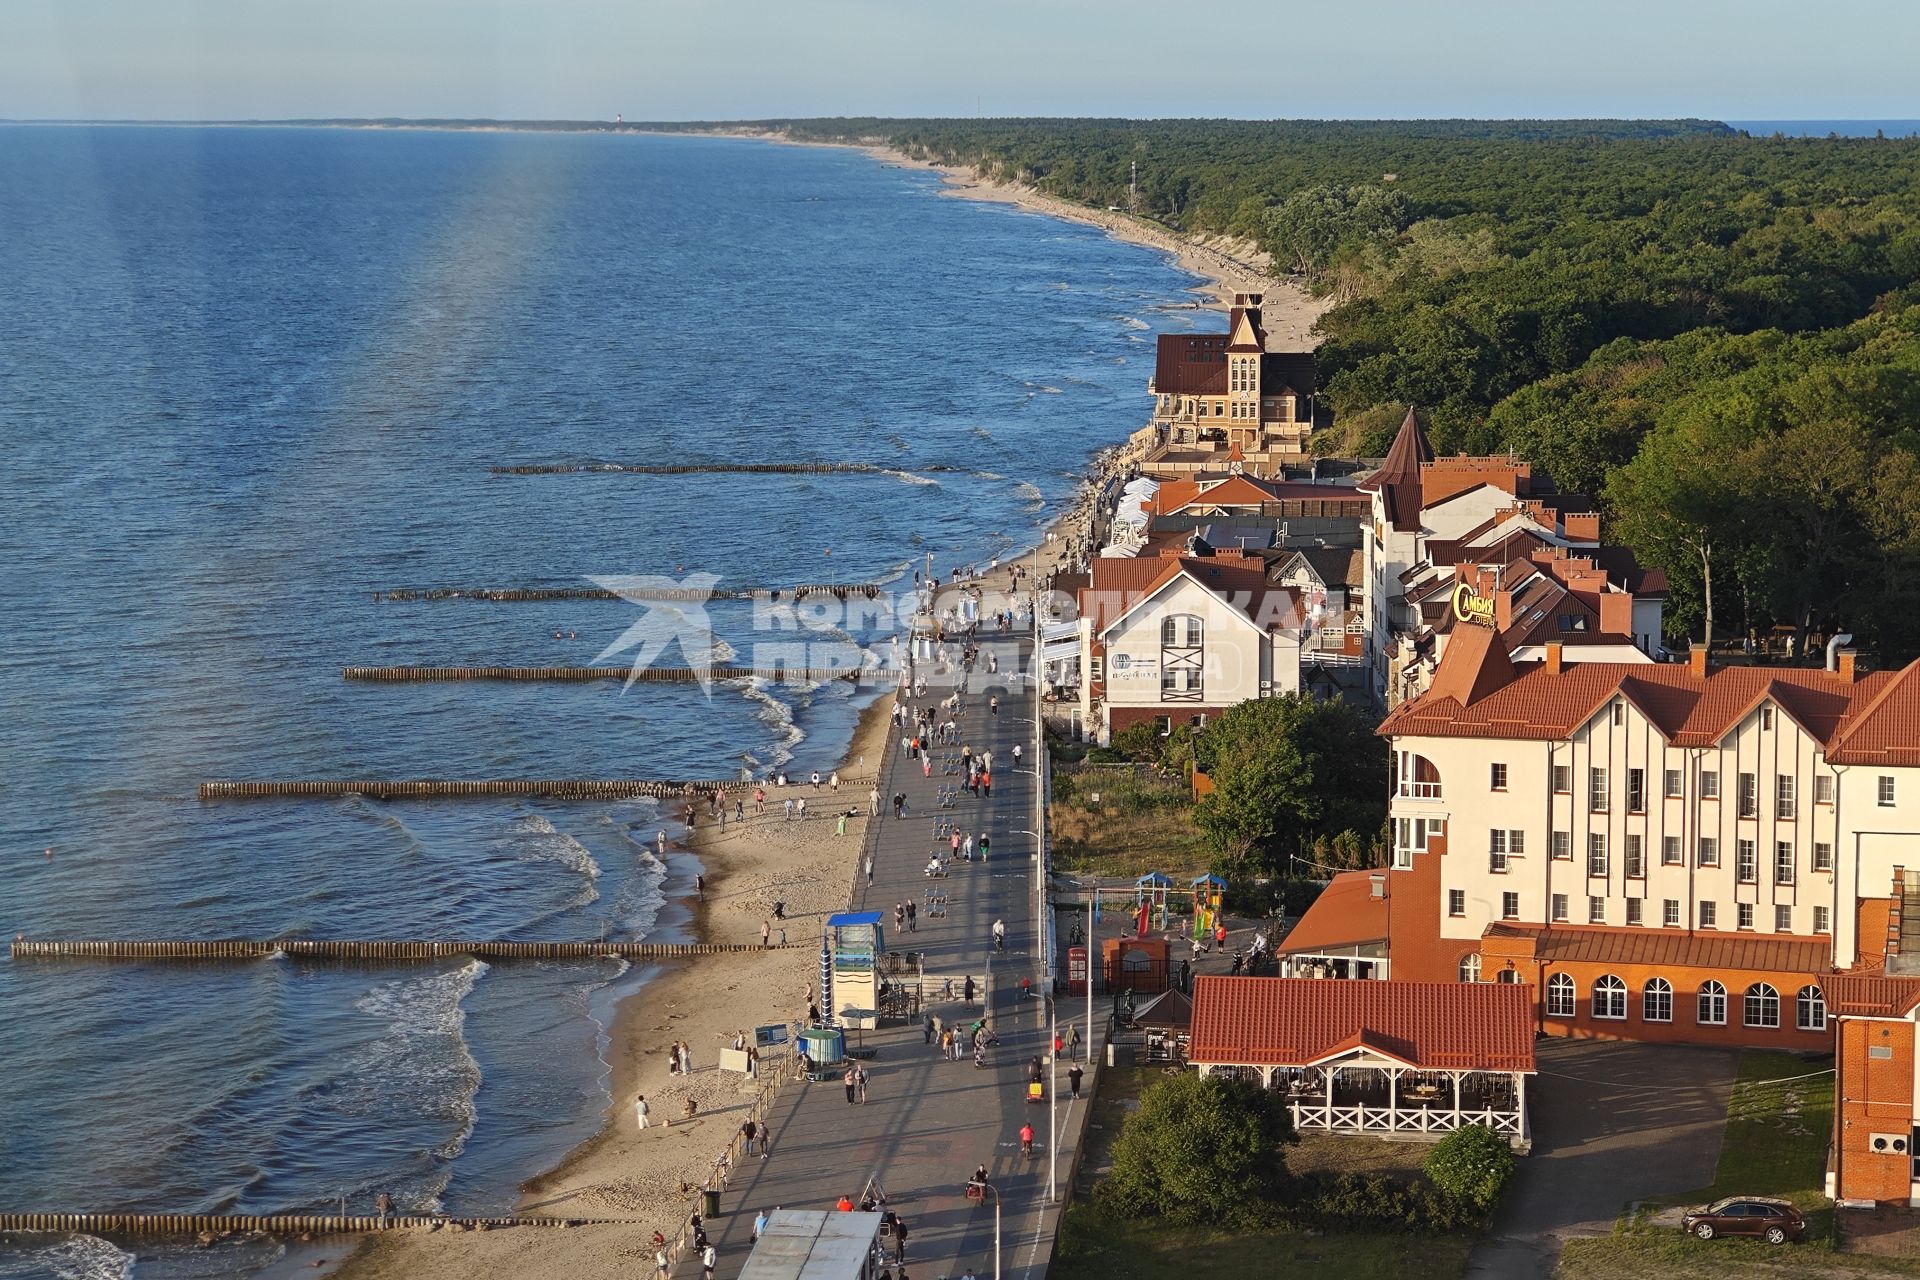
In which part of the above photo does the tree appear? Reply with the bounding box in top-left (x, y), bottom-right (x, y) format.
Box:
top-left (1192, 695), bottom-right (1386, 878)
top-left (1097, 1071), bottom-right (1296, 1227)
top-left (1423, 1124), bottom-right (1517, 1213)
top-left (1262, 184), bottom-right (1410, 282)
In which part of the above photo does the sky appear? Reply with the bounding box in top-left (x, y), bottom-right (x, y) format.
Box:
top-left (3, 0), bottom-right (1917, 123)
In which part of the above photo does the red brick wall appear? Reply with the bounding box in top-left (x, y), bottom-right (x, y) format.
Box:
top-left (1525, 958), bottom-right (1833, 1050)
top-left (1106, 705), bottom-right (1230, 738)
top-left (1837, 1018), bottom-right (1916, 1203)
top-left (1385, 826), bottom-right (1478, 984)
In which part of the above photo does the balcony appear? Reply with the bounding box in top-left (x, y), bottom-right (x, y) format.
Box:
top-left (1397, 781), bottom-right (1443, 800)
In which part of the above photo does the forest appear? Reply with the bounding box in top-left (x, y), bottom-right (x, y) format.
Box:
top-left (650, 117), bottom-right (1920, 662)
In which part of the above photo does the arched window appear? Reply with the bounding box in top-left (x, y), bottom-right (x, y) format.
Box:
top-left (1697, 980), bottom-right (1727, 1026)
top-left (1592, 974), bottom-right (1627, 1020)
top-left (1744, 982), bottom-right (1780, 1029)
top-left (1459, 954), bottom-right (1482, 983)
top-left (1643, 977), bottom-right (1673, 1023)
top-left (1797, 985), bottom-right (1827, 1032)
top-left (1497, 967), bottom-right (1521, 984)
top-left (1161, 614), bottom-right (1203, 647)
top-left (1546, 973), bottom-right (1575, 1018)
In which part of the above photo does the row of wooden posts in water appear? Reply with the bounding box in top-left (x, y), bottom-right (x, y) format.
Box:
top-left (488, 461), bottom-right (906, 475)
top-left (197, 778), bottom-right (738, 799)
top-left (341, 664), bottom-right (882, 683)
top-left (0, 1211), bottom-right (630, 1236)
top-left (9, 939), bottom-right (791, 961)
top-left (376, 582), bottom-right (888, 602)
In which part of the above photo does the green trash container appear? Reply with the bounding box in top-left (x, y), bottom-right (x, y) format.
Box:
top-left (702, 1188), bottom-right (720, 1218)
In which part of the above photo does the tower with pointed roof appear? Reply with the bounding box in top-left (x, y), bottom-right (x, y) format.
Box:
top-left (1146, 292), bottom-right (1318, 468)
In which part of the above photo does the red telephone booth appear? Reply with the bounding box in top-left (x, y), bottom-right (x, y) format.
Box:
top-left (1067, 945), bottom-right (1089, 996)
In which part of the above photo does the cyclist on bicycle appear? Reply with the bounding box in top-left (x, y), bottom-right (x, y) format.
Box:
top-left (1019, 1123), bottom-right (1034, 1156)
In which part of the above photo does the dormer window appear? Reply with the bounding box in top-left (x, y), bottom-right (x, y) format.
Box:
top-left (1759, 704), bottom-right (1773, 730)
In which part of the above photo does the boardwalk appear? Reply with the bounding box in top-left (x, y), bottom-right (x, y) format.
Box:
top-left (701, 632), bottom-right (1089, 1280)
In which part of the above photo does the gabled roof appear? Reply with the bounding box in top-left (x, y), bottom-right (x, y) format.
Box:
top-left (1381, 647), bottom-right (1916, 751)
top-left (1187, 977), bottom-right (1536, 1073)
top-left (1481, 923), bottom-right (1831, 974)
top-left (1079, 554), bottom-right (1302, 639)
top-left (1272, 547), bottom-right (1365, 590)
top-left (1275, 871), bottom-right (1387, 954)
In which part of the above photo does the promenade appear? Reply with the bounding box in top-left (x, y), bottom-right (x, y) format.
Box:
top-left (703, 631), bottom-right (1086, 1280)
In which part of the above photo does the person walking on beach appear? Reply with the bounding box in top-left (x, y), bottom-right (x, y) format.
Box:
top-left (655, 1246), bottom-right (669, 1278)
top-left (695, 873), bottom-right (706, 902)
top-left (836, 812), bottom-right (847, 837)
top-left (844, 1063), bottom-right (859, 1104)
top-left (830, 770), bottom-right (840, 792)
top-left (376, 1192), bottom-right (393, 1227)
top-left (796, 797), bottom-right (807, 821)
top-left (636, 1093), bottom-right (651, 1130)
top-left (761, 919), bottom-right (772, 949)
top-left (783, 797), bottom-right (794, 821)
top-left (679, 1042), bottom-right (693, 1075)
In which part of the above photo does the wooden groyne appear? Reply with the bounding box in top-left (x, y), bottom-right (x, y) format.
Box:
top-left (0, 1210), bottom-right (631, 1236)
top-left (10, 939), bottom-right (790, 961)
top-left (341, 664), bottom-right (880, 683)
top-left (196, 778), bottom-right (737, 800)
top-left (376, 583), bottom-right (887, 603)
top-left (490, 461), bottom-right (935, 476)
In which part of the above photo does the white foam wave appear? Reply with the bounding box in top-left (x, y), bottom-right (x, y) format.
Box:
top-left (507, 814), bottom-right (603, 897)
top-left (737, 679), bottom-right (807, 769)
top-left (707, 636), bottom-right (739, 664)
top-left (971, 426), bottom-right (996, 441)
top-left (1116, 314), bottom-right (1150, 330)
top-left (1014, 481), bottom-right (1047, 512)
top-left (1, 1235), bottom-right (135, 1280)
top-left (876, 467), bottom-right (940, 487)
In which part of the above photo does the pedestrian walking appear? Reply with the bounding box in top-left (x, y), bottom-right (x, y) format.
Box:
top-left (869, 786), bottom-right (880, 816)
top-left (906, 900), bottom-right (917, 931)
top-left (866, 854), bottom-right (874, 886)
top-left (783, 797), bottom-right (794, 821)
top-left (753, 1209), bottom-right (768, 1241)
top-left (797, 797), bottom-right (808, 821)
top-left (924, 1012), bottom-right (935, 1044)
top-left (979, 834), bottom-right (990, 862)
top-left (896, 902), bottom-right (907, 933)
top-left (981, 769), bottom-right (991, 799)
top-left (964, 974), bottom-right (977, 1008)
top-left (1011, 744), bottom-right (1021, 767)
top-left (761, 919), bottom-right (771, 949)
top-left (695, 873), bottom-right (706, 902)
top-left (655, 1248), bottom-right (669, 1278)
top-left (992, 919), bottom-right (1006, 951)
top-left (845, 1064), bottom-right (859, 1104)
top-left (758, 1125), bottom-right (771, 1157)
top-left (1068, 1064), bottom-right (1084, 1099)
top-left (636, 1093), bottom-right (651, 1129)
top-left (375, 1192), bottom-right (393, 1227)
top-left (1067, 1025), bottom-right (1081, 1061)
top-left (989, 694), bottom-right (999, 716)
top-left (836, 812), bottom-right (848, 837)
top-left (702, 1243), bottom-right (716, 1280)
top-left (679, 1042), bottom-right (693, 1075)
top-left (922, 754), bottom-right (931, 779)
top-left (857, 1065), bottom-right (871, 1104)
top-left (742, 1119), bottom-right (758, 1154)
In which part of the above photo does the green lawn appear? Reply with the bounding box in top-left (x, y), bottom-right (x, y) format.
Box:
top-left (1059, 1067), bottom-right (1472, 1280)
top-left (1555, 1050), bottom-right (1920, 1279)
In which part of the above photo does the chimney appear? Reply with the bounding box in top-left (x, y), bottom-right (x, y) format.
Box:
top-left (1839, 649), bottom-right (1858, 683)
top-left (1369, 873), bottom-right (1386, 899)
top-left (1689, 645), bottom-right (1709, 678)
top-left (1545, 642), bottom-right (1564, 676)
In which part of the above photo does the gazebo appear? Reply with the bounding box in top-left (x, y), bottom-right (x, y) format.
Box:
top-left (1187, 977), bottom-right (1535, 1149)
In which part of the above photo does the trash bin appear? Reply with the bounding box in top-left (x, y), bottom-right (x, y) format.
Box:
top-left (702, 1188), bottom-right (720, 1218)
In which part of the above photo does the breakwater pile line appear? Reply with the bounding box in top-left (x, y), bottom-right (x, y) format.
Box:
top-left (377, 583), bottom-right (887, 602)
top-left (0, 1211), bottom-right (633, 1235)
top-left (196, 779), bottom-right (739, 800)
top-left (491, 461), bottom-right (910, 476)
top-left (9, 940), bottom-right (790, 961)
top-left (341, 664), bottom-right (880, 683)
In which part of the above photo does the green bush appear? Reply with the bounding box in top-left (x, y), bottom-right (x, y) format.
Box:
top-left (1096, 1072), bottom-right (1296, 1228)
top-left (1283, 1171), bottom-right (1478, 1233)
top-left (1422, 1124), bottom-right (1516, 1213)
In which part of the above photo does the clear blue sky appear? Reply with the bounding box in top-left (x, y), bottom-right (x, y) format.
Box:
top-left (3, 0), bottom-right (1916, 122)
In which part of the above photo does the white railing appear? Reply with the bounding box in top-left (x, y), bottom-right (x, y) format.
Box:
top-left (1288, 1103), bottom-right (1521, 1136)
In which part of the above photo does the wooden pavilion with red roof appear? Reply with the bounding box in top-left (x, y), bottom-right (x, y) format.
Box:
top-left (1188, 976), bottom-right (1536, 1149)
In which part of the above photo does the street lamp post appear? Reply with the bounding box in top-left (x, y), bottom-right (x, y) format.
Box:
top-left (979, 1181), bottom-right (1003, 1280)
top-left (1048, 994), bottom-right (1058, 1201)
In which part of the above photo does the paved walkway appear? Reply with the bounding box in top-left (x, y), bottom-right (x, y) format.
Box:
top-left (707, 633), bottom-right (1082, 1280)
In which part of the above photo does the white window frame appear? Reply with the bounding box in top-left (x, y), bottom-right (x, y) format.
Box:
top-left (1644, 977), bottom-right (1673, 1023)
top-left (1592, 974), bottom-right (1627, 1020)
top-left (1698, 980), bottom-right (1727, 1026)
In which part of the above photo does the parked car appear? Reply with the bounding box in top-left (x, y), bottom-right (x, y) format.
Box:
top-left (1680, 1197), bottom-right (1806, 1244)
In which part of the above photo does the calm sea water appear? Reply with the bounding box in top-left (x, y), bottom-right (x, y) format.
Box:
top-left (1727, 118), bottom-right (1920, 137)
top-left (0, 126), bottom-right (1202, 1278)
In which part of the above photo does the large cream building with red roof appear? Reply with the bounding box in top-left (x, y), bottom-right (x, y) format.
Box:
top-left (1146, 293), bottom-right (1317, 465)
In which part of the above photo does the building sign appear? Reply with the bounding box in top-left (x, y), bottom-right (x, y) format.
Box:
top-left (1451, 580), bottom-right (1496, 628)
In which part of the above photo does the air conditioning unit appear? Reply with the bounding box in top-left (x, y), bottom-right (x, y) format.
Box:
top-left (1870, 1133), bottom-right (1909, 1154)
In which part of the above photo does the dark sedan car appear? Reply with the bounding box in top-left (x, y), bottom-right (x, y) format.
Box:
top-left (1680, 1197), bottom-right (1806, 1244)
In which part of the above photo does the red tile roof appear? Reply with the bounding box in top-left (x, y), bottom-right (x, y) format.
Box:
top-left (1187, 977), bottom-right (1536, 1072)
top-left (1826, 972), bottom-right (1920, 1018)
top-left (1481, 923), bottom-right (1832, 974)
top-left (1358, 408), bottom-right (1433, 531)
top-left (1079, 553), bottom-right (1301, 637)
top-left (1277, 871), bottom-right (1389, 954)
top-left (1151, 334), bottom-right (1318, 398)
top-left (1380, 632), bottom-right (1918, 752)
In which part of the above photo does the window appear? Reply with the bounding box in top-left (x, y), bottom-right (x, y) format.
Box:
top-left (1501, 892), bottom-right (1520, 920)
top-left (1612, 701), bottom-right (1625, 726)
top-left (1551, 831), bottom-right (1572, 860)
top-left (1736, 839), bottom-right (1757, 883)
top-left (1592, 975), bottom-right (1627, 1020)
top-left (1550, 893), bottom-right (1569, 922)
top-left (1459, 953), bottom-right (1482, 983)
top-left (1161, 614), bottom-right (1203, 646)
top-left (1815, 775), bottom-right (1835, 805)
top-left (1644, 977), bottom-right (1673, 1022)
top-left (1490, 763), bottom-right (1508, 791)
top-left (1589, 767), bottom-right (1609, 812)
top-left (1774, 905), bottom-right (1792, 933)
top-left (1774, 841), bottom-right (1795, 885)
top-left (1697, 836), bottom-right (1720, 867)
top-left (1744, 982), bottom-right (1780, 1029)
top-left (1394, 751), bottom-right (1442, 800)
top-left (1448, 889), bottom-right (1465, 917)
top-left (1698, 980), bottom-right (1728, 1025)
top-left (1700, 900), bottom-right (1718, 929)
top-left (1664, 768), bottom-right (1683, 799)
top-left (1814, 905), bottom-right (1831, 934)
top-left (1701, 769), bottom-right (1720, 800)
top-left (1760, 704), bottom-right (1774, 730)
top-left (1547, 973), bottom-right (1575, 1018)
top-left (1625, 834), bottom-right (1645, 878)
top-left (1552, 764), bottom-right (1571, 794)
top-left (1775, 776), bottom-right (1796, 820)
top-left (1881, 775), bottom-right (1897, 807)
top-left (1489, 829), bottom-right (1509, 874)
top-left (1814, 842), bottom-right (1833, 873)
top-left (1588, 896), bottom-right (1606, 924)
top-left (1089, 656), bottom-right (1104, 683)
top-left (1664, 899), bottom-right (1681, 927)
top-left (1738, 772), bottom-right (1757, 818)
top-left (1626, 898), bottom-right (1643, 926)
top-left (1662, 835), bottom-right (1682, 865)
top-left (1797, 985), bottom-right (1827, 1031)
top-left (1627, 768), bottom-right (1645, 813)
top-left (1507, 829), bottom-right (1525, 856)
top-left (1587, 833), bottom-right (1608, 877)
top-left (1737, 903), bottom-right (1755, 930)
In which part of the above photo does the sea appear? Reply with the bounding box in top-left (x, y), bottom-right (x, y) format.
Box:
top-left (1726, 118), bottom-right (1920, 137)
top-left (0, 126), bottom-right (1205, 1279)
